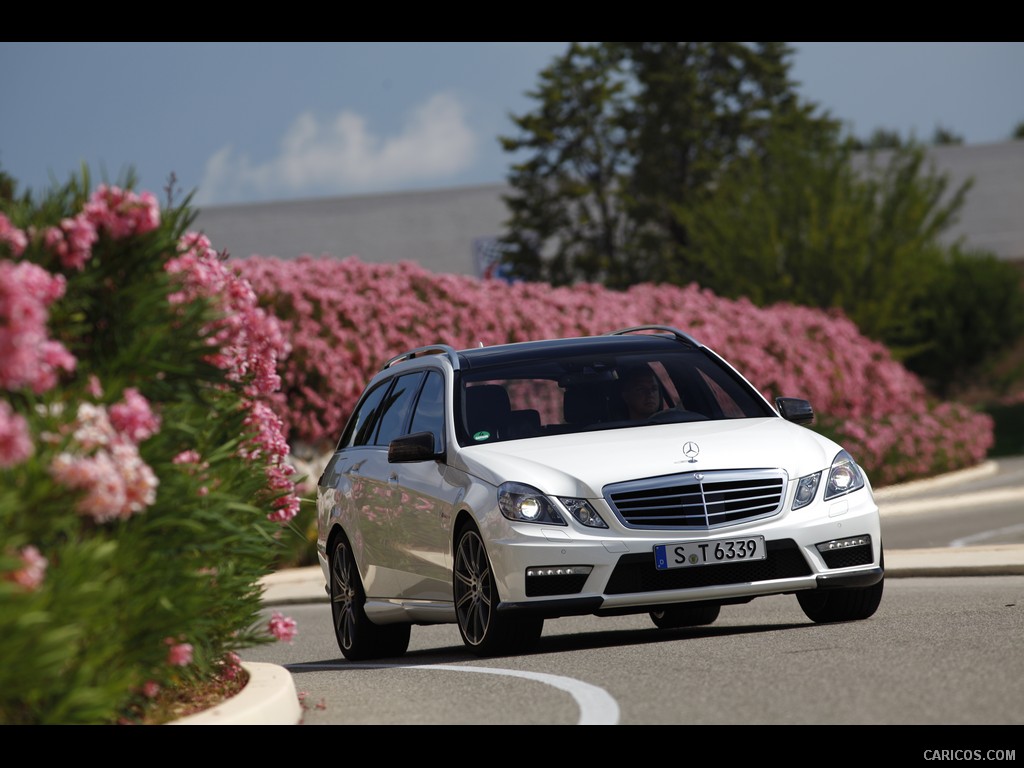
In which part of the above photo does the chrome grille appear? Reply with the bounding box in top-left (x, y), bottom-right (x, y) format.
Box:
top-left (606, 469), bottom-right (786, 529)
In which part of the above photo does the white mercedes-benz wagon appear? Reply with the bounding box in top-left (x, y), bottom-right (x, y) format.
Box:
top-left (316, 326), bottom-right (884, 659)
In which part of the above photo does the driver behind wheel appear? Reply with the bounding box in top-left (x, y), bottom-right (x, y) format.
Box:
top-left (619, 366), bottom-right (664, 420)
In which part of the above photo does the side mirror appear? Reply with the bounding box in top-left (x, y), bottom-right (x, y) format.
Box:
top-left (388, 431), bottom-right (442, 463)
top-left (775, 397), bottom-right (814, 425)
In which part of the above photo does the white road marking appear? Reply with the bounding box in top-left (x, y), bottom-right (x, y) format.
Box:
top-left (951, 523), bottom-right (1024, 548)
top-left (293, 662), bottom-right (620, 724)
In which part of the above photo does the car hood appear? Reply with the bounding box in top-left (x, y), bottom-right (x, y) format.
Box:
top-left (452, 418), bottom-right (847, 497)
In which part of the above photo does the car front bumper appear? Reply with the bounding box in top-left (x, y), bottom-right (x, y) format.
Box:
top-left (483, 493), bottom-right (883, 618)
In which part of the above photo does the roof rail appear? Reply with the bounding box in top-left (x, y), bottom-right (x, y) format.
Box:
top-left (382, 344), bottom-right (461, 372)
top-left (607, 325), bottom-right (702, 348)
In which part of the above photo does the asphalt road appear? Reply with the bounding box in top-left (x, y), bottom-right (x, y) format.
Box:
top-left (243, 575), bottom-right (1024, 729)
top-left (233, 455), bottom-right (1024, 729)
top-left (879, 455), bottom-right (1024, 548)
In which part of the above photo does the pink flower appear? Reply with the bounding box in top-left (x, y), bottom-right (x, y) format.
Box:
top-left (49, 442), bottom-right (158, 523)
top-left (173, 449), bottom-right (202, 465)
top-left (0, 400), bottom-right (33, 467)
top-left (165, 639), bottom-right (194, 666)
top-left (48, 401), bottom-right (159, 522)
top-left (142, 681), bottom-right (161, 698)
top-left (267, 485), bottom-right (300, 523)
top-left (0, 213), bottom-right (27, 257)
top-left (0, 259), bottom-right (76, 393)
top-left (83, 185), bottom-right (160, 239)
top-left (9, 545), bottom-right (48, 591)
top-left (86, 374), bottom-right (104, 398)
top-left (268, 612), bottom-right (298, 643)
top-left (109, 387), bottom-right (161, 443)
top-left (44, 215), bottom-right (98, 271)
top-left (219, 652), bottom-right (243, 681)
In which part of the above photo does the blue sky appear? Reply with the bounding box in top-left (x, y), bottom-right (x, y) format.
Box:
top-left (2, 42), bottom-right (1022, 208)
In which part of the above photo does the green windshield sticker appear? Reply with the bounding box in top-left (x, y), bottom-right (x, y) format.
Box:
top-left (473, 431), bottom-right (491, 441)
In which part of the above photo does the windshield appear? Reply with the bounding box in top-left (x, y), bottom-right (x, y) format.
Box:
top-left (455, 347), bottom-right (775, 446)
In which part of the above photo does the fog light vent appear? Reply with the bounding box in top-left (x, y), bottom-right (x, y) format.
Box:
top-left (525, 565), bottom-right (592, 597)
top-left (816, 536), bottom-right (871, 553)
top-left (815, 535), bottom-right (873, 569)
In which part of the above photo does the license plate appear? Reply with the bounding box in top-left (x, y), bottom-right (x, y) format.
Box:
top-left (654, 536), bottom-right (766, 570)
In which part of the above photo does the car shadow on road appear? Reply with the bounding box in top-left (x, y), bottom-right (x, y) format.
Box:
top-left (283, 620), bottom-right (820, 671)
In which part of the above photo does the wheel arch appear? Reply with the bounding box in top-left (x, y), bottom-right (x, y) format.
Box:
top-left (452, 508), bottom-right (480, 547)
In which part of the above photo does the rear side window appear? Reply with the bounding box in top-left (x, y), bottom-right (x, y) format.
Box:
top-left (374, 371), bottom-right (427, 446)
top-left (338, 379), bottom-right (392, 449)
top-left (409, 370), bottom-right (445, 451)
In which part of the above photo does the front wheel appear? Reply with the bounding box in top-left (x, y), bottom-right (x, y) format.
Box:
top-left (453, 525), bottom-right (542, 656)
top-left (798, 549), bottom-right (885, 623)
top-left (329, 533), bottom-right (410, 660)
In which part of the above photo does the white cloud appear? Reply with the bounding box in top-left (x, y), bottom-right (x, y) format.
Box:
top-left (196, 92), bottom-right (478, 205)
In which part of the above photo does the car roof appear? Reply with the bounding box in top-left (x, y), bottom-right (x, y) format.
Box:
top-left (457, 333), bottom-right (692, 370)
top-left (381, 326), bottom-right (704, 374)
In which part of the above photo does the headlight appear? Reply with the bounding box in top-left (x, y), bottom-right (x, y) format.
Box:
top-left (792, 471), bottom-right (821, 510)
top-left (824, 450), bottom-right (866, 500)
top-left (558, 497), bottom-right (608, 528)
top-left (498, 482), bottom-right (567, 525)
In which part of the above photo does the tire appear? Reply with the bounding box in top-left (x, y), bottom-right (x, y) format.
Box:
top-left (453, 525), bottom-right (543, 656)
top-left (329, 533), bottom-right (410, 661)
top-left (797, 550), bottom-right (885, 624)
top-left (650, 603), bottom-right (721, 629)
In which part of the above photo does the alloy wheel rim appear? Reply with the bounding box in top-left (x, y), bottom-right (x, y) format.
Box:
top-left (455, 532), bottom-right (492, 645)
top-left (331, 545), bottom-right (357, 650)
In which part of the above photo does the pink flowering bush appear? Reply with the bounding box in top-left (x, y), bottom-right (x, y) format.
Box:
top-left (236, 255), bottom-right (994, 487)
top-left (0, 172), bottom-right (301, 725)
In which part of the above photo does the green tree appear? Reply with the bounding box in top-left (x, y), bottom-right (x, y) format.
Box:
top-left (613, 41), bottom-right (839, 285)
top-left (931, 124), bottom-right (964, 145)
top-left (676, 134), bottom-right (972, 344)
top-left (848, 127), bottom-right (904, 150)
top-left (900, 249), bottom-right (1024, 397)
top-left (498, 43), bottom-right (636, 285)
top-left (499, 42), bottom-right (838, 288)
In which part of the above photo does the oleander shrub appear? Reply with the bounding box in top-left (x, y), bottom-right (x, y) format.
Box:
top-left (0, 171), bottom-right (302, 725)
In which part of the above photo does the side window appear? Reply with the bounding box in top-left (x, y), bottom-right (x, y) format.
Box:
top-left (339, 379), bottom-right (393, 449)
top-left (409, 370), bottom-right (445, 450)
top-left (374, 371), bottom-right (426, 446)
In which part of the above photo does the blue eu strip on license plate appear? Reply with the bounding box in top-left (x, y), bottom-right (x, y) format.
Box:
top-left (654, 535), bottom-right (766, 570)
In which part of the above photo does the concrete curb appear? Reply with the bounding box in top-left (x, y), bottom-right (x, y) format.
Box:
top-left (167, 662), bottom-right (303, 725)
